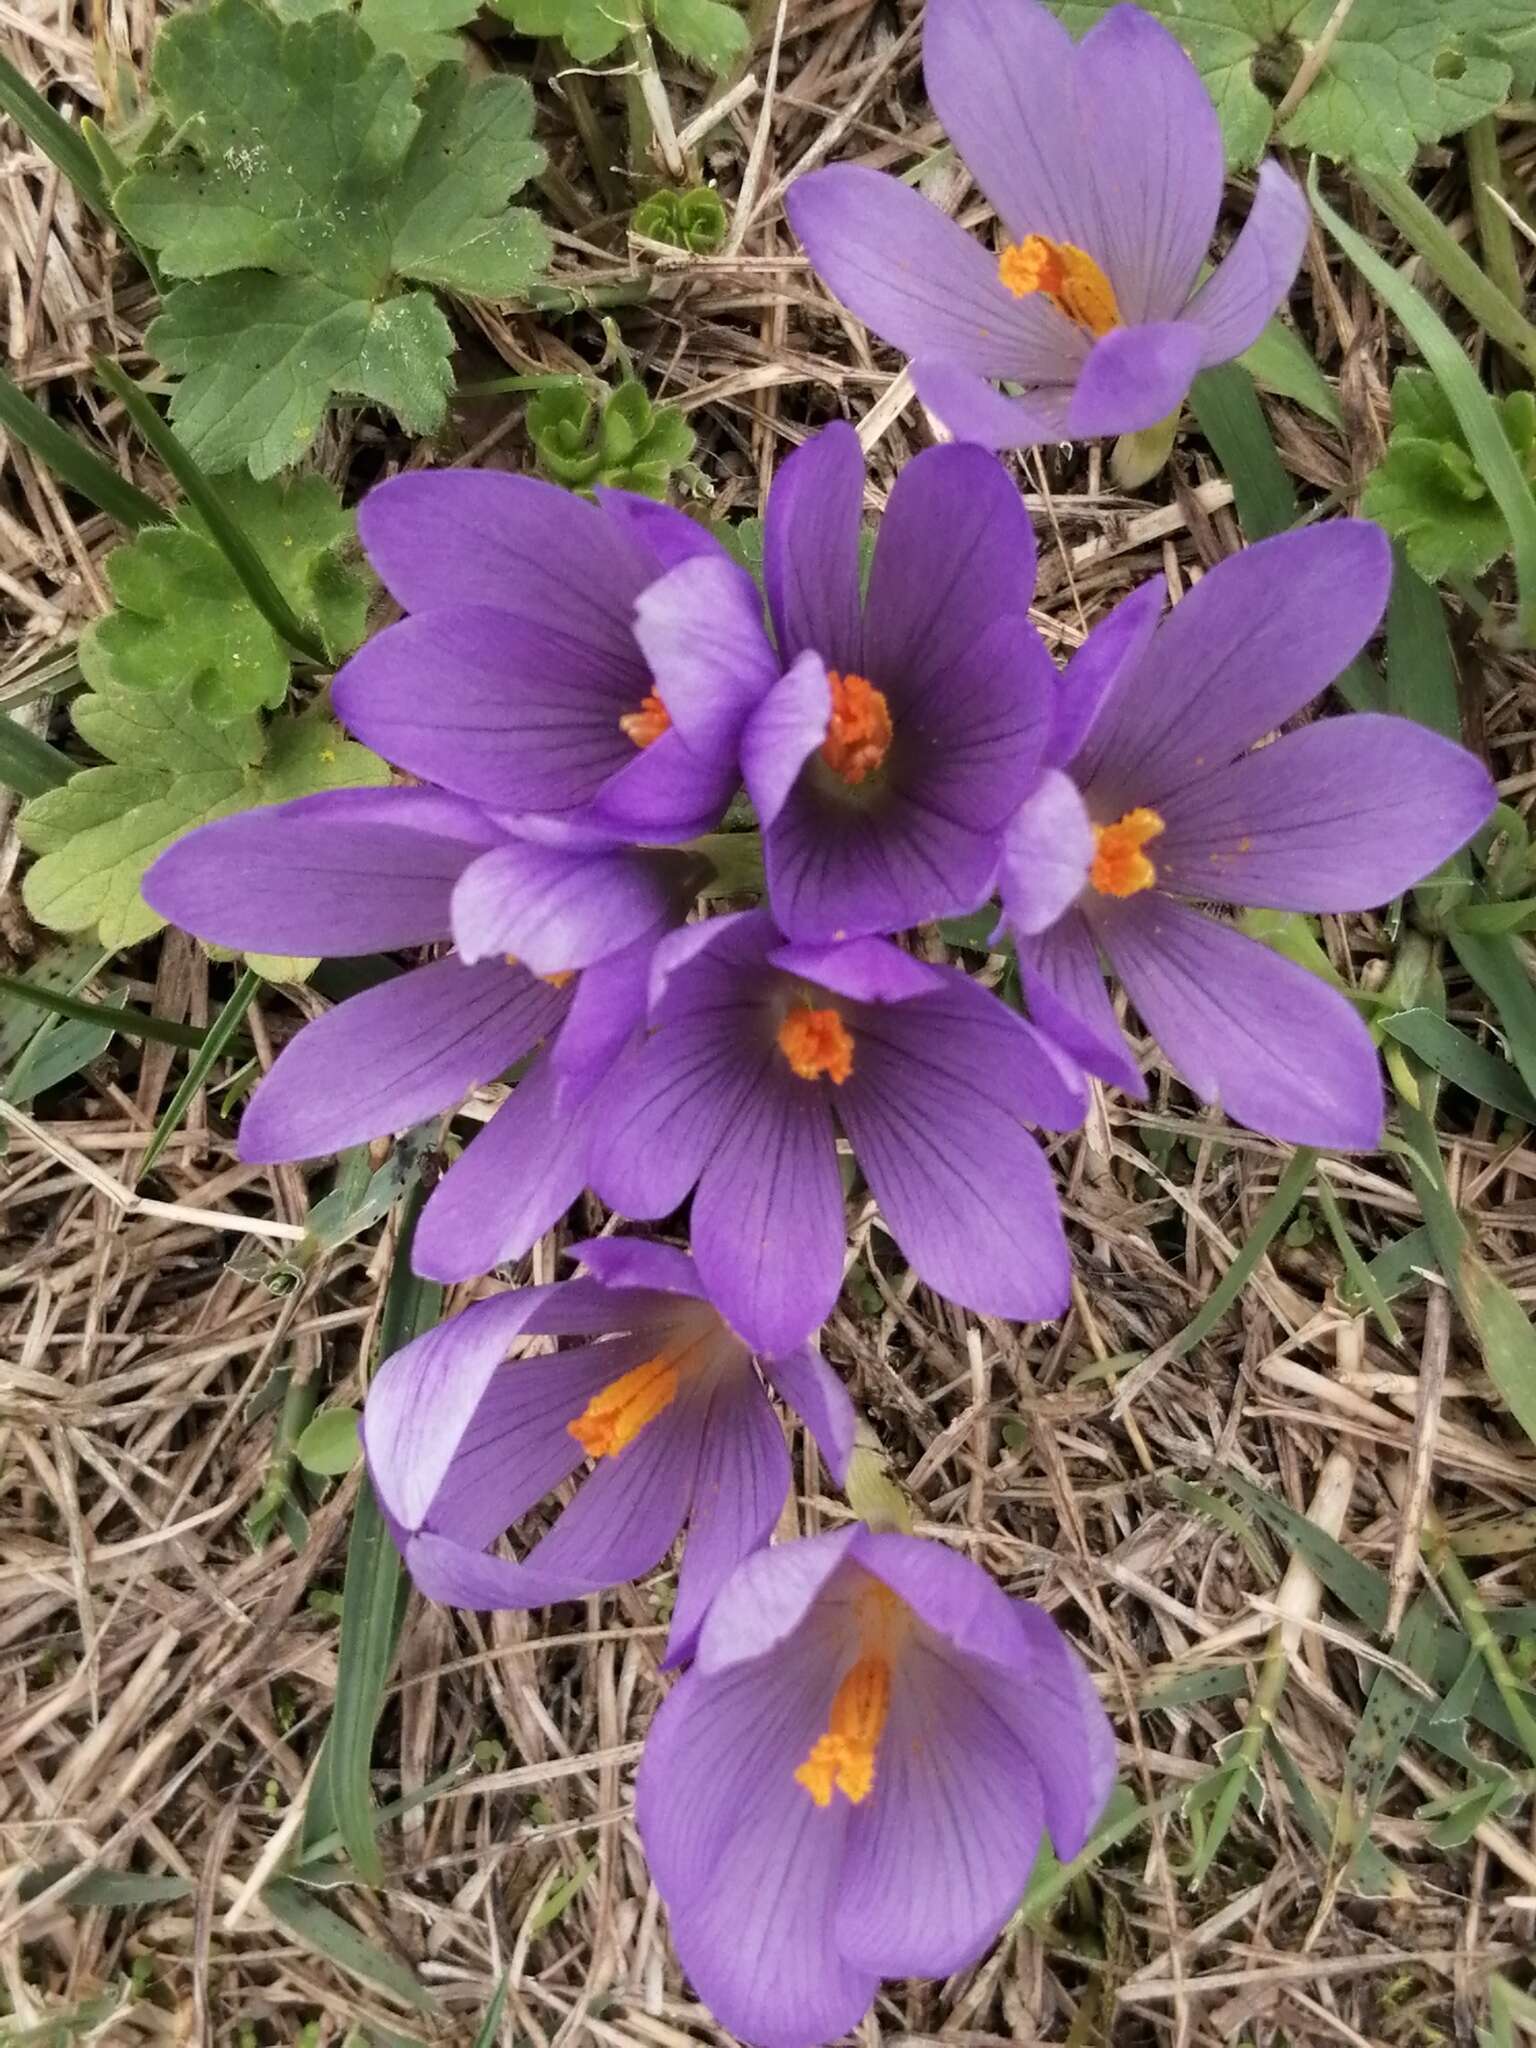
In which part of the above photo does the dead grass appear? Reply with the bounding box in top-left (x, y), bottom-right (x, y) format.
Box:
top-left (3, 2), bottom-right (1536, 2043)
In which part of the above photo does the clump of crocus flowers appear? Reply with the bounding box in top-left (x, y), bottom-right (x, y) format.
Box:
top-left (138, 3), bottom-right (1500, 2042)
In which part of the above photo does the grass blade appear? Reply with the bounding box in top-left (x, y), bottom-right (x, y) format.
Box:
top-left (1447, 928), bottom-right (1536, 1106)
top-left (0, 968), bottom-right (212, 1051)
top-left (470, 1972), bottom-right (512, 2048)
top-left (1238, 315), bottom-right (1342, 427)
top-left (1189, 363), bottom-right (1296, 541)
top-left (138, 968), bottom-right (261, 1180)
top-left (0, 713), bottom-right (72, 798)
top-left (92, 357), bottom-right (329, 666)
top-left (0, 51), bottom-right (114, 220)
top-left (262, 1877), bottom-right (435, 2015)
top-left (1379, 1007), bottom-right (1536, 1121)
top-left (0, 364), bottom-right (166, 534)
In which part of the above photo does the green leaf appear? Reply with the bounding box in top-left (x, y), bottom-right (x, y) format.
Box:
top-left (493, 0), bottom-right (747, 71)
top-left (1237, 316), bottom-right (1342, 427)
top-left (528, 378), bottom-right (696, 499)
top-left (1363, 371), bottom-right (1536, 583)
top-left (1046, 0), bottom-right (1530, 172)
top-left (1238, 908), bottom-right (1353, 992)
top-left (117, 0), bottom-right (549, 475)
top-left (649, 0), bottom-right (749, 71)
top-left (632, 185), bottom-right (729, 254)
top-left (275, 0), bottom-right (482, 73)
top-left (83, 473), bottom-right (371, 721)
top-left (262, 1878), bottom-right (435, 2013)
top-left (296, 1405), bottom-right (363, 1475)
top-left (17, 687), bottom-right (388, 951)
top-left (1378, 1007), bottom-right (1536, 1122)
top-left (1190, 362), bottom-right (1297, 541)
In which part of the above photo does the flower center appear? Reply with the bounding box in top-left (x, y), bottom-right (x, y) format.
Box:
top-left (1091, 807), bottom-right (1165, 897)
top-left (504, 956), bottom-right (576, 988)
top-left (998, 234), bottom-right (1122, 337)
top-left (620, 691), bottom-right (671, 748)
top-left (794, 1580), bottom-right (908, 1808)
top-left (821, 670), bottom-right (892, 786)
top-left (568, 1354), bottom-right (679, 1458)
top-left (777, 1004), bottom-right (854, 1084)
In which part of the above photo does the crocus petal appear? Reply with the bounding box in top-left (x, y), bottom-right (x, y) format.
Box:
top-left (1154, 714), bottom-right (1496, 912)
top-left (586, 1014), bottom-right (751, 1219)
top-left (567, 1235), bottom-right (702, 1298)
top-left (595, 488), bottom-right (727, 575)
top-left (1015, 909), bottom-right (1141, 1097)
top-left (666, 1368), bottom-right (790, 1665)
top-left (580, 725), bottom-right (740, 843)
top-left (1074, 522), bottom-right (1394, 806)
top-left (1076, 2), bottom-right (1224, 322)
top-left (1065, 322), bottom-right (1204, 438)
top-left (999, 768), bottom-right (1095, 935)
top-left (912, 358), bottom-right (1076, 451)
top-left (769, 935), bottom-right (939, 1006)
top-left (411, 1051), bottom-right (590, 1282)
top-left (334, 608), bottom-right (642, 814)
top-left (691, 1056), bottom-right (845, 1358)
top-left (761, 421), bottom-right (865, 670)
top-left (547, 937), bottom-right (653, 1108)
top-left (984, 1602), bottom-right (1118, 1860)
top-left (837, 1631), bottom-right (1046, 1977)
top-left (1047, 578), bottom-right (1166, 771)
top-left (1096, 893), bottom-right (1383, 1147)
top-left (786, 168), bottom-right (1078, 384)
top-left (741, 652), bottom-right (833, 829)
top-left (240, 957), bottom-right (565, 1163)
top-left (357, 469), bottom-right (649, 644)
top-left (1181, 161), bottom-right (1310, 366)
top-left (631, 553), bottom-right (781, 756)
top-left (142, 788), bottom-right (500, 957)
top-left (761, 1342), bottom-right (857, 1484)
top-left (862, 440), bottom-right (1039, 700)
top-left (451, 840), bottom-right (684, 972)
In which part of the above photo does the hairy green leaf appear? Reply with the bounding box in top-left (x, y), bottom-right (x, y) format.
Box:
top-left (17, 687), bottom-right (388, 950)
top-left (83, 472), bottom-right (370, 720)
top-left (117, 0), bottom-right (549, 474)
top-left (273, 0), bottom-right (481, 72)
top-left (493, 0), bottom-right (747, 72)
top-left (1363, 370), bottom-right (1536, 584)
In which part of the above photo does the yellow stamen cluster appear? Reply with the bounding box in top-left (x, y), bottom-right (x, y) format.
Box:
top-left (777, 1005), bottom-right (855, 1085)
top-left (620, 692), bottom-right (672, 749)
top-left (568, 1355), bottom-right (680, 1459)
top-left (998, 234), bottom-right (1122, 338)
top-left (1091, 807), bottom-right (1165, 897)
top-left (821, 670), bottom-right (893, 786)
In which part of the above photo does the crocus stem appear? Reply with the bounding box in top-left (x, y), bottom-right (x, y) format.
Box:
top-left (1358, 171), bottom-right (1536, 381)
top-left (1463, 119), bottom-right (1526, 319)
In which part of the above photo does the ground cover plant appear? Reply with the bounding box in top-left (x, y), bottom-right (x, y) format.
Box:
top-left (2, 1), bottom-right (1536, 2044)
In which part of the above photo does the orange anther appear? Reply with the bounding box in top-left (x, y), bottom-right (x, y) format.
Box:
top-left (1091, 806), bottom-right (1165, 897)
top-left (998, 234), bottom-right (1122, 338)
top-left (620, 692), bottom-right (672, 748)
top-left (777, 1005), bottom-right (854, 1085)
top-left (821, 671), bottom-right (893, 786)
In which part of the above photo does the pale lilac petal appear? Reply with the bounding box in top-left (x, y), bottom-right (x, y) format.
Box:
top-left (1154, 714), bottom-right (1496, 911)
top-left (548, 937), bottom-right (652, 1108)
top-left (1096, 893), bottom-right (1383, 1146)
top-left (694, 1527), bottom-right (861, 1676)
top-left (579, 724), bottom-right (740, 842)
top-left (837, 1632), bottom-right (1046, 1976)
top-left (450, 839), bottom-right (684, 972)
top-left (741, 652), bottom-right (833, 829)
top-left (1182, 162), bottom-right (1310, 365)
top-left (691, 1053), bottom-right (845, 1357)
top-left (358, 469), bottom-right (649, 642)
top-left (239, 957), bottom-right (565, 1163)
top-left (1015, 910), bottom-right (1142, 1097)
top-left (984, 1603), bottom-right (1118, 1859)
top-left (666, 1368), bottom-right (789, 1664)
top-left (594, 488), bottom-right (726, 575)
top-left (411, 1050), bottom-right (589, 1282)
top-left (631, 553), bottom-right (781, 754)
top-left (1064, 322), bottom-right (1204, 438)
top-left (761, 422), bottom-right (865, 669)
top-left (786, 170), bottom-right (1076, 385)
top-left (769, 935), bottom-right (939, 1005)
top-left (1048, 578), bottom-right (1166, 771)
top-left (567, 1235), bottom-right (702, 1298)
top-left (333, 608), bottom-right (642, 813)
top-left (1075, 523), bottom-right (1394, 806)
top-left (761, 1342), bottom-right (857, 1483)
top-left (999, 768), bottom-right (1095, 935)
top-left (1076, 2), bottom-right (1224, 321)
top-left (912, 358), bottom-right (1076, 450)
top-left (142, 789), bottom-right (500, 957)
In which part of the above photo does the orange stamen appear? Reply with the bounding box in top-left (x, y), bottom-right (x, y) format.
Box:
top-left (504, 955), bottom-right (576, 989)
top-left (620, 692), bottom-right (671, 749)
top-left (568, 1354), bottom-right (679, 1459)
top-left (1091, 806), bottom-right (1165, 897)
top-left (794, 1656), bottom-right (890, 1806)
top-left (998, 234), bottom-right (1122, 338)
top-left (821, 670), bottom-right (892, 786)
top-left (777, 1005), bottom-right (854, 1085)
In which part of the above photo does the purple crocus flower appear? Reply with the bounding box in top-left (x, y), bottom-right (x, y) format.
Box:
top-left (332, 474), bottom-right (778, 843)
top-left (362, 1238), bottom-right (856, 1663)
top-left (786, 0), bottom-right (1310, 449)
top-left (143, 790), bottom-right (701, 1280)
top-left (743, 425), bottom-right (1053, 939)
top-left (586, 909), bottom-right (1086, 1358)
top-left (636, 1527), bottom-right (1116, 2048)
top-left (998, 523), bottom-right (1498, 1147)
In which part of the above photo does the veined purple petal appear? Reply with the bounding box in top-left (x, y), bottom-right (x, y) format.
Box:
top-left (239, 956), bottom-right (566, 1163)
top-left (666, 1367), bottom-right (790, 1665)
top-left (1015, 910), bottom-right (1143, 1097)
top-left (411, 1050), bottom-right (590, 1282)
top-left (334, 608), bottom-right (642, 814)
top-left (142, 788), bottom-right (500, 958)
top-left (586, 1011), bottom-right (753, 1218)
top-left (984, 1602), bottom-right (1118, 1860)
top-left (548, 937), bottom-right (653, 1108)
top-left (1073, 523), bottom-right (1394, 806)
top-left (568, 1235), bottom-right (702, 1298)
top-left (741, 652), bottom-right (833, 830)
top-left (1064, 321), bottom-right (1204, 438)
top-left (595, 488), bottom-right (727, 576)
top-left (912, 359), bottom-right (1076, 451)
top-left (451, 839), bottom-right (687, 973)
top-left (1048, 578), bottom-right (1166, 771)
top-left (632, 553), bottom-right (780, 755)
top-left (1182, 162), bottom-right (1310, 366)
top-left (999, 769), bottom-right (1095, 935)
top-left (358, 469), bottom-right (650, 642)
top-left (761, 422), bottom-right (866, 670)
top-left (579, 724), bottom-right (740, 842)
top-left (769, 935), bottom-right (940, 1005)
top-left (787, 170), bottom-right (1078, 389)
top-left (1153, 714), bottom-right (1496, 912)
top-left (1095, 893), bottom-right (1383, 1146)
top-left (694, 1525), bottom-right (861, 1677)
top-left (1076, 2), bottom-right (1224, 322)
top-left (761, 1341), bottom-right (857, 1484)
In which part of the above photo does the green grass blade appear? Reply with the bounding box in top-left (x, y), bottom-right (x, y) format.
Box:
top-left (1358, 169), bottom-right (1536, 384)
top-left (0, 713), bottom-right (72, 798)
top-left (1380, 1007), bottom-right (1536, 1121)
top-left (1147, 1146), bottom-right (1318, 1367)
top-left (0, 969), bottom-right (211, 1051)
top-left (1238, 316), bottom-right (1342, 427)
top-left (138, 967), bottom-right (260, 1181)
top-left (1448, 928), bottom-right (1536, 1106)
top-left (0, 364), bottom-right (166, 533)
top-left (0, 51), bottom-right (114, 220)
top-left (262, 1877), bottom-right (436, 2015)
top-left (470, 1972), bottom-right (512, 2048)
top-left (92, 357), bottom-right (330, 666)
top-left (1385, 551), bottom-right (1462, 737)
top-left (1189, 363), bottom-right (1296, 541)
